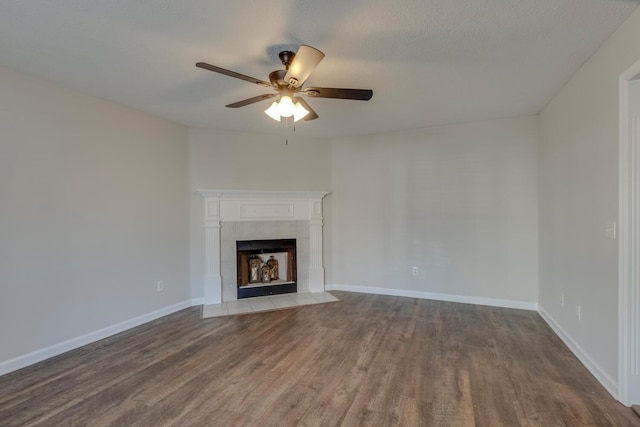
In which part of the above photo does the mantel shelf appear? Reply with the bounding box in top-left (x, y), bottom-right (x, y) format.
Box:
top-left (196, 189), bottom-right (330, 200)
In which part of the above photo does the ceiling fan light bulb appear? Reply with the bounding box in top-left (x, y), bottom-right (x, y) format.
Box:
top-left (293, 102), bottom-right (309, 122)
top-left (278, 96), bottom-right (295, 117)
top-left (265, 102), bottom-right (281, 121)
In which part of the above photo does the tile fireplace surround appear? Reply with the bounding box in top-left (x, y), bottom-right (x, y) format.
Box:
top-left (197, 190), bottom-right (330, 305)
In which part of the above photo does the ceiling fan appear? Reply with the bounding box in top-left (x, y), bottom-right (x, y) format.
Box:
top-left (196, 45), bottom-right (373, 123)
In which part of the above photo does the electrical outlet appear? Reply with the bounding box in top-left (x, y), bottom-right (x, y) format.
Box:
top-left (157, 280), bottom-right (164, 292)
top-left (561, 294), bottom-right (565, 307)
top-left (412, 267), bottom-right (419, 277)
top-left (576, 305), bottom-right (581, 320)
top-left (605, 221), bottom-right (617, 239)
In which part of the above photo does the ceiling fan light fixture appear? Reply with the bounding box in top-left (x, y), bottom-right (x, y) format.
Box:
top-left (264, 95), bottom-right (309, 122)
top-left (264, 101), bottom-right (281, 122)
top-left (278, 95), bottom-right (296, 117)
top-left (293, 102), bottom-right (309, 122)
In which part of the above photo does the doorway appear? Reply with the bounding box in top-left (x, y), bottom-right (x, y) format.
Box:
top-left (618, 60), bottom-right (640, 407)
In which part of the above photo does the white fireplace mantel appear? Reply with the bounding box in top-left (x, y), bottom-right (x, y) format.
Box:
top-left (197, 189), bottom-right (330, 305)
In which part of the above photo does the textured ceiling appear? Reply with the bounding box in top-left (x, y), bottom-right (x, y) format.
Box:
top-left (0, 0), bottom-right (637, 138)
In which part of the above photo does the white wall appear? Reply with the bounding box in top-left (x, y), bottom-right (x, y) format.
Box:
top-left (329, 116), bottom-right (539, 307)
top-left (0, 66), bottom-right (190, 366)
top-left (538, 6), bottom-right (640, 394)
top-left (631, 79), bottom-right (640, 116)
top-left (189, 128), bottom-right (332, 299)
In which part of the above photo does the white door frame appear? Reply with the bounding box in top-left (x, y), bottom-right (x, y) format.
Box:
top-left (618, 58), bottom-right (640, 406)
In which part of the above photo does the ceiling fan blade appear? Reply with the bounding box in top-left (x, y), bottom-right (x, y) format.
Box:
top-left (196, 62), bottom-right (272, 88)
top-left (294, 97), bottom-right (319, 121)
top-left (226, 93), bottom-right (277, 108)
top-left (303, 87), bottom-right (373, 101)
top-left (284, 45), bottom-right (325, 88)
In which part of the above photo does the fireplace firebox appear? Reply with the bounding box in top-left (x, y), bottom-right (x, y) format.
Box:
top-left (236, 239), bottom-right (297, 299)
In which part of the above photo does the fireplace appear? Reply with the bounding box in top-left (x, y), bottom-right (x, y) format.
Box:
top-left (236, 239), bottom-right (297, 299)
top-left (197, 190), bottom-right (330, 305)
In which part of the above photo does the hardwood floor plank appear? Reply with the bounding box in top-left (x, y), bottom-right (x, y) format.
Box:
top-left (1, 291), bottom-right (638, 426)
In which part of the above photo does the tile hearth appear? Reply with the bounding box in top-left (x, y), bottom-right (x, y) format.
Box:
top-left (201, 292), bottom-right (339, 318)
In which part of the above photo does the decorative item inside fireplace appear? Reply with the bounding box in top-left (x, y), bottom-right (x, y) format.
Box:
top-left (236, 239), bottom-right (297, 299)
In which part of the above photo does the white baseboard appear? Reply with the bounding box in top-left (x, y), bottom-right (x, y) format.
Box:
top-left (0, 299), bottom-right (194, 377)
top-left (538, 305), bottom-right (618, 399)
top-left (325, 284), bottom-right (538, 311)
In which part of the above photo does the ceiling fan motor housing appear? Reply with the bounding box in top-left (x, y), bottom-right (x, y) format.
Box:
top-left (269, 69), bottom-right (288, 87)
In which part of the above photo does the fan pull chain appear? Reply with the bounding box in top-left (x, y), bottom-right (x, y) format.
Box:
top-left (284, 116), bottom-right (288, 145)
top-left (282, 116), bottom-right (297, 146)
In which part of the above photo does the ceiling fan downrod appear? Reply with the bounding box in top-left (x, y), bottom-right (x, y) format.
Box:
top-left (278, 51), bottom-right (295, 70)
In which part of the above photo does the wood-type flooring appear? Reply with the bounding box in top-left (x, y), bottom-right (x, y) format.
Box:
top-left (1, 291), bottom-right (638, 426)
